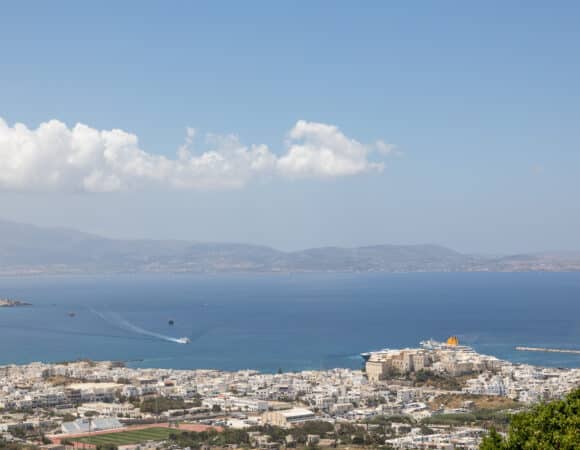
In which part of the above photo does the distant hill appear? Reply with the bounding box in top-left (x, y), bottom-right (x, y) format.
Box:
top-left (0, 220), bottom-right (578, 274)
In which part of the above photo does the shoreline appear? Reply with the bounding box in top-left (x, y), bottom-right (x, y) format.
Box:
top-left (0, 298), bottom-right (32, 307)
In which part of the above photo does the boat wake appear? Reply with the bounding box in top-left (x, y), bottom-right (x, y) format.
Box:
top-left (90, 309), bottom-right (190, 344)
top-left (0, 321), bottom-right (157, 342)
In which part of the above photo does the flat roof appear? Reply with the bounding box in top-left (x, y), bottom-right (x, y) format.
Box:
top-left (280, 408), bottom-right (314, 418)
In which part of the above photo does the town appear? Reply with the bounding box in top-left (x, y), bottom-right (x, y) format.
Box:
top-left (0, 338), bottom-right (578, 449)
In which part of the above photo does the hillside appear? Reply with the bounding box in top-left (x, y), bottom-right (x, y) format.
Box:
top-left (0, 220), bottom-right (578, 274)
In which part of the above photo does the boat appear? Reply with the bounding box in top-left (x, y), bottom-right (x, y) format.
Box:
top-left (360, 348), bottom-right (390, 361)
top-left (420, 337), bottom-right (471, 351)
top-left (360, 352), bottom-right (372, 362)
top-left (175, 337), bottom-right (191, 344)
top-left (361, 337), bottom-right (472, 361)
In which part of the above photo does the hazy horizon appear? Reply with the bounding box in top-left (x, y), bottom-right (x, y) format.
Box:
top-left (1, 215), bottom-right (578, 257)
top-left (2, 2), bottom-right (580, 255)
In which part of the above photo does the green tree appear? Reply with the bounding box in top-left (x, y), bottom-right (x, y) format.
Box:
top-left (9, 426), bottom-right (26, 439)
top-left (480, 428), bottom-right (505, 450)
top-left (211, 404), bottom-right (222, 413)
top-left (480, 389), bottom-right (580, 450)
top-left (139, 396), bottom-right (188, 413)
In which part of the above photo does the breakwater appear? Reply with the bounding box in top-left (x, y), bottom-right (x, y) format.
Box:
top-left (515, 346), bottom-right (580, 355)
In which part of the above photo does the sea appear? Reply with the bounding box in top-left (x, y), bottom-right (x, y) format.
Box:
top-left (0, 272), bottom-right (579, 373)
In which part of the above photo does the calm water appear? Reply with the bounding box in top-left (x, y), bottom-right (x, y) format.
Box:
top-left (0, 272), bottom-right (579, 372)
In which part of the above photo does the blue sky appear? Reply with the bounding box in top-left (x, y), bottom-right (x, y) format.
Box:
top-left (0, 1), bottom-right (579, 253)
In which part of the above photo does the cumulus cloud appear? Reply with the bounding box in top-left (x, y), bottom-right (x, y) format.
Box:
top-left (0, 117), bottom-right (392, 192)
top-left (278, 120), bottom-right (384, 177)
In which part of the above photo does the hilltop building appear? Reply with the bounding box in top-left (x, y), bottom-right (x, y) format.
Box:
top-left (365, 337), bottom-right (501, 381)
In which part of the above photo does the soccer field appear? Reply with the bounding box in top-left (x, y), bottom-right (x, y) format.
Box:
top-left (72, 427), bottom-right (177, 446)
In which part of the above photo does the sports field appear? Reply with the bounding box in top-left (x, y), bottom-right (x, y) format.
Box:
top-left (71, 427), bottom-right (177, 446)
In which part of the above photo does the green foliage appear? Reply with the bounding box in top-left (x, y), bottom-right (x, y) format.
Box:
top-left (255, 424), bottom-right (290, 442)
top-left (297, 420), bottom-right (334, 436)
top-left (138, 397), bottom-right (189, 413)
top-left (382, 367), bottom-right (401, 379)
top-left (168, 428), bottom-right (249, 448)
top-left (398, 425), bottom-right (411, 434)
top-left (62, 413), bottom-right (77, 422)
top-left (412, 369), bottom-right (463, 390)
top-left (290, 420), bottom-right (334, 443)
top-left (9, 426), bottom-right (27, 439)
top-left (424, 413), bottom-right (475, 426)
top-left (423, 408), bottom-right (512, 428)
top-left (419, 424), bottom-right (435, 435)
top-left (480, 428), bottom-right (504, 450)
top-left (414, 369), bottom-right (432, 383)
top-left (480, 389), bottom-right (580, 450)
top-left (211, 404), bottom-right (222, 413)
top-left (73, 427), bottom-right (177, 446)
top-left (254, 421), bottom-right (394, 447)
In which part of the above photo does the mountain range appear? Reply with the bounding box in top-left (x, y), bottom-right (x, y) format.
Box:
top-left (0, 220), bottom-right (579, 275)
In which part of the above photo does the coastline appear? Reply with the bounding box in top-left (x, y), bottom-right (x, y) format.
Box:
top-left (1, 272), bottom-right (579, 372)
top-left (0, 298), bottom-right (31, 307)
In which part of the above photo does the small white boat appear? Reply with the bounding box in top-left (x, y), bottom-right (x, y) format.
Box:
top-left (175, 337), bottom-right (191, 344)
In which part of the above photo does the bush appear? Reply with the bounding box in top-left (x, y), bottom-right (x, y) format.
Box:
top-left (168, 428), bottom-right (249, 447)
top-left (413, 369), bottom-right (462, 390)
top-left (138, 397), bottom-right (188, 413)
top-left (291, 421), bottom-right (334, 443)
top-left (423, 413), bottom-right (476, 426)
top-left (480, 389), bottom-right (580, 449)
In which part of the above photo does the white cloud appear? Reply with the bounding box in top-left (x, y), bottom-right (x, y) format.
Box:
top-left (374, 140), bottom-right (397, 156)
top-left (0, 117), bottom-right (392, 192)
top-left (277, 120), bottom-right (384, 177)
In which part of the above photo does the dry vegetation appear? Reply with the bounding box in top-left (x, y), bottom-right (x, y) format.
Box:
top-left (428, 393), bottom-right (520, 411)
top-left (45, 376), bottom-right (83, 386)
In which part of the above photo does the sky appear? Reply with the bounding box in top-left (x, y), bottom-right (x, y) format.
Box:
top-left (0, 1), bottom-right (579, 254)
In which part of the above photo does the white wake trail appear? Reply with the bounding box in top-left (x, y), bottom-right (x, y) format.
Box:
top-left (112, 314), bottom-right (184, 344)
top-left (90, 309), bottom-right (187, 344)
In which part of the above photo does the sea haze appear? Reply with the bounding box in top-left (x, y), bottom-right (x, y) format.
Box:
top-left (0, 272), bottom-right (579, 372)
top-left (2, 220), bottom-right (580, 273)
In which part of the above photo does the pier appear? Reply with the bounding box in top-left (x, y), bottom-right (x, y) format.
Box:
top-left (515, 346), bottom-right (580, 355)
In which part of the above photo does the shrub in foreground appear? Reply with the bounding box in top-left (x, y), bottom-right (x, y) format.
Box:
top-left (480, 388), bottom-right (580, 449)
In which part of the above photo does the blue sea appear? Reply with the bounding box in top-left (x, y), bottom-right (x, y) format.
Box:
top-left (0, 272), bottom-right (579, 372)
